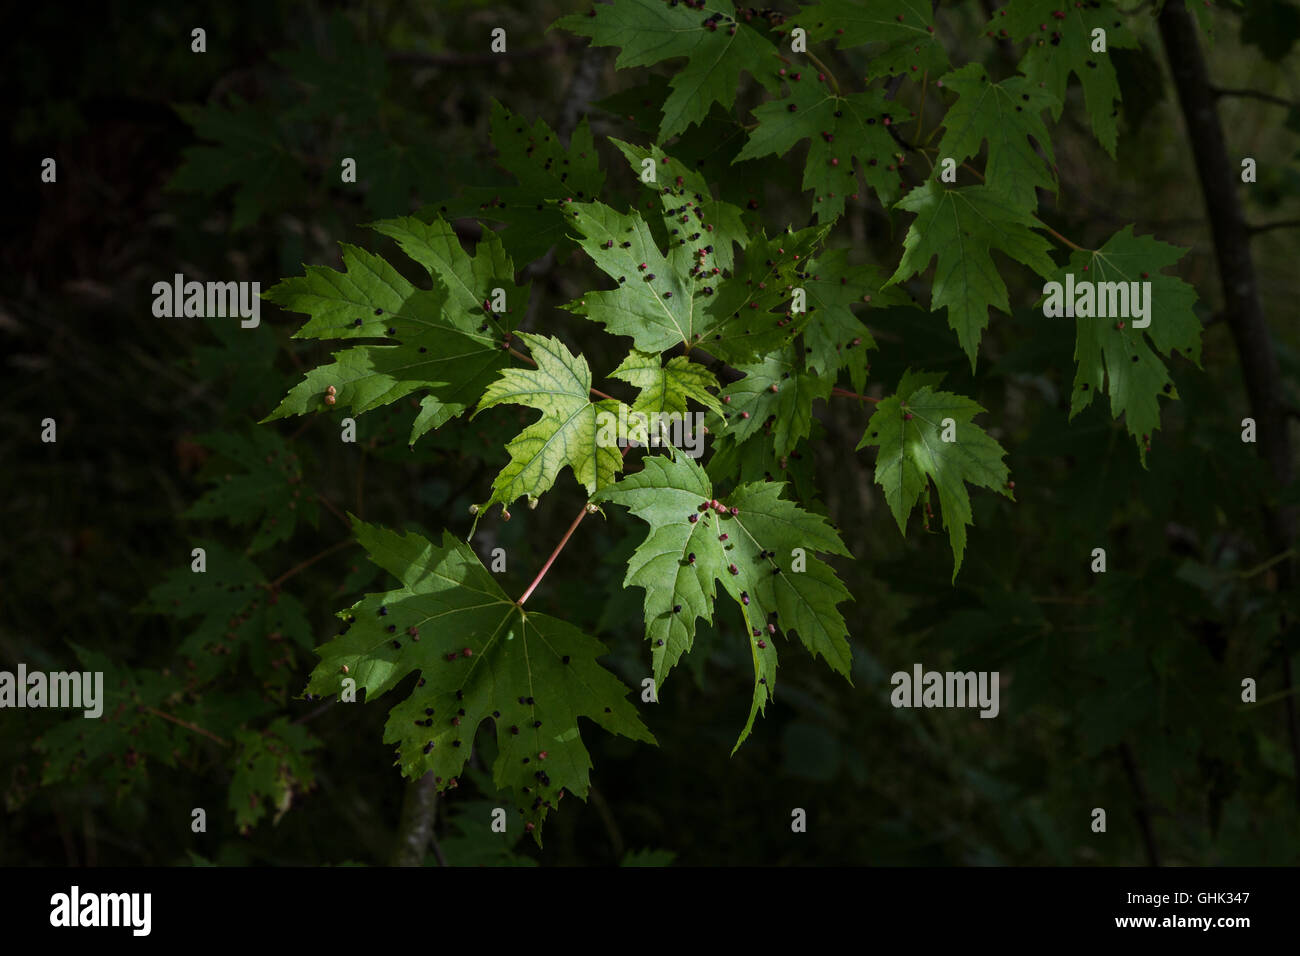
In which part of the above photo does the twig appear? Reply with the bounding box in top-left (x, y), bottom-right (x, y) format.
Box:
top-left (143, 706), bottom-right (230, 747)
top-left (1209, 85), bottom-right (1297, 109)
top-left (292, 700), bottom-right (334, 725)
top-left (314, 493), bottom-right (353, 530)
top-left (386, 42), bottom-right (574, 69)
top-left (587, 785), bottom-right (625, 860)
top-left (1248, 219), bottom-right (1300, 236)
top-left (831, 386), bottom-right (881, 403)
top-left (1118, 741), bottom-right (1161, 867)
top-left (270, 539), bottom-right (355, 589)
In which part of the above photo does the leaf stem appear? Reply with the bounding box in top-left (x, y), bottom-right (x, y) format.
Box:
top-left (517, 504), bottom-right (590, 606)
top-left (914, 71), bottom-right (928, 142)
top-left (1042, 224), bottom-right (1086, 252)
top-left (507, 344), bottom-right (620, 402)
top-left (804, 51), bottom-right (841, 96)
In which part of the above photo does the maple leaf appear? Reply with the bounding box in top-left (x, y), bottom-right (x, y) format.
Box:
top-left (168, 100), bottom-right (308, 231)
top-left (184, 428), bottom-right (318, 553)
top-left (934, 62), bottom-right (1060, 206)
top-left (786, 0), bottom-right (948, 82)
top-left (264, 217), bottom-right (525, 444)
top-left (734, 82), bottom-right (903, 219)
top-left (698, 225), bottom-right (831, 363)
top-left (856, 370), bottom-right (1013, 580)
top-left (991, 0), bottom-right (1139, 157)
top-left (798, 248), bottom-right (907, 394)
top-left (887, 181), bottom-right (1056, 369)
top-left (1040, 226), bottom-right (1202, 462)
top-left (609, 139), bottom-right (748, 273)
top-left (565, 201), bottom-right (702, 352)
top-left (368, 216), bottom-right (526, 336)
top-left (720, 345), bottom-right (831, 457)
top-left (34, 643), bottom-right (186, 792)
top-left (611, 349), bottom-right (725, 420)
top-left (304, 521), bottom-right (654, 838)
top-left (439, 100), bottom-right (606, 265)
top-left (229, 718), bottom-right (320, 833)
top-left (553, 0), bottom-right (781, 141)
top-left (474, 333), bottom-right (629, 511)
top-left (137, 540), bottom-right (313, 686)
top-left (593, 454), bottom-right (853, 752)
top-left (262, 243), bottom-right (422, 340)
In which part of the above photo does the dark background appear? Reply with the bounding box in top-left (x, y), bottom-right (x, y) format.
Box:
top-left (2, 0), bottom-right (1298, 866)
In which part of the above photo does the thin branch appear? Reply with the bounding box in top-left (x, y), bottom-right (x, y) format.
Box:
top-left (1118, 741), bottom-right (1161, 867)
top-left (386, 42), bottom-right (574, 69)
top-left (143, 706), bottom-right (230, 748)
top-left (314, 493), bottom-right (352, 530)
top-left (292, 700), bottom-right (335, 725)
top-left (1248, 218), bottom-right (1300, 236)
top-left (831, 386), bottom-right (881, 403)
top-left (587, 785), bottom-right (625, 860)
top-left (270, 539), bottom-right (355, 589)
top-left (1209, 85), bottom-right (1297, 109)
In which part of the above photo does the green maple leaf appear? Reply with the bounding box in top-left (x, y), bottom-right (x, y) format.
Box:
top-left (611, 350), bottom-right (725, 420)
top-left (856, 371), bottom-right (1013, 580)
top-left (184, 428), bottom-right (318, 553)
top-left (137, 541), bottom-right (313, 686)
top-left (699, 226), bottom-right (831, 363)
top-left (887, 181), bottom-right (1056, 369)
top-left (734, 82), bottom-right (902, 220)
top-left (786, 0), bottom-right (948, 81)
top-left (565, 201), bottom-right (702, 352)
top-left (35, 644), bottom-right (185, 792)
top-left (368, 216), bottom-right (526, 336)
top-left (1040, 226), bottom-right (1202, 462)
top-left (264, 217), bottom-right (525, 444)
top-left (609, 139), bottom-right (748, 273)
top-left (229, 718), bottom-right (320, 833)
top-left (305, 521), bottom-right (654, 838)
top-left (720, 345), bottom-right (832, 457)
top-left (934, 62), bottom-right (1060, 206)
top-left (475, 333), bottom-right (629, 511)
top-left (567, 200), bottom-right (826, 362)
top-left (992, 0), bottom-right (1138, 156)
top-left (799, 248), bottom-right (907, 394)
top-left (593, 454), bottom-right (852, 752)
top-left (168, 100), bottom-right (308, 230)
top-left (440, 101), bottom-right (606, 265)
top-left (553, 0), bottom-right (781, 141)
top-left (262, 243), bottom-right (421, 341)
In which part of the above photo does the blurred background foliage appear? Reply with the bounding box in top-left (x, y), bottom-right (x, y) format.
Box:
top-left (2, 0), bottom-right (1298, 865)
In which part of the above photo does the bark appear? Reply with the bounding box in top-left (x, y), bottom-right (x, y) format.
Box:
top-left (1156, 1), bottom-right (1299, 807)
top-left (390, 772), bottom-right (439, 867)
